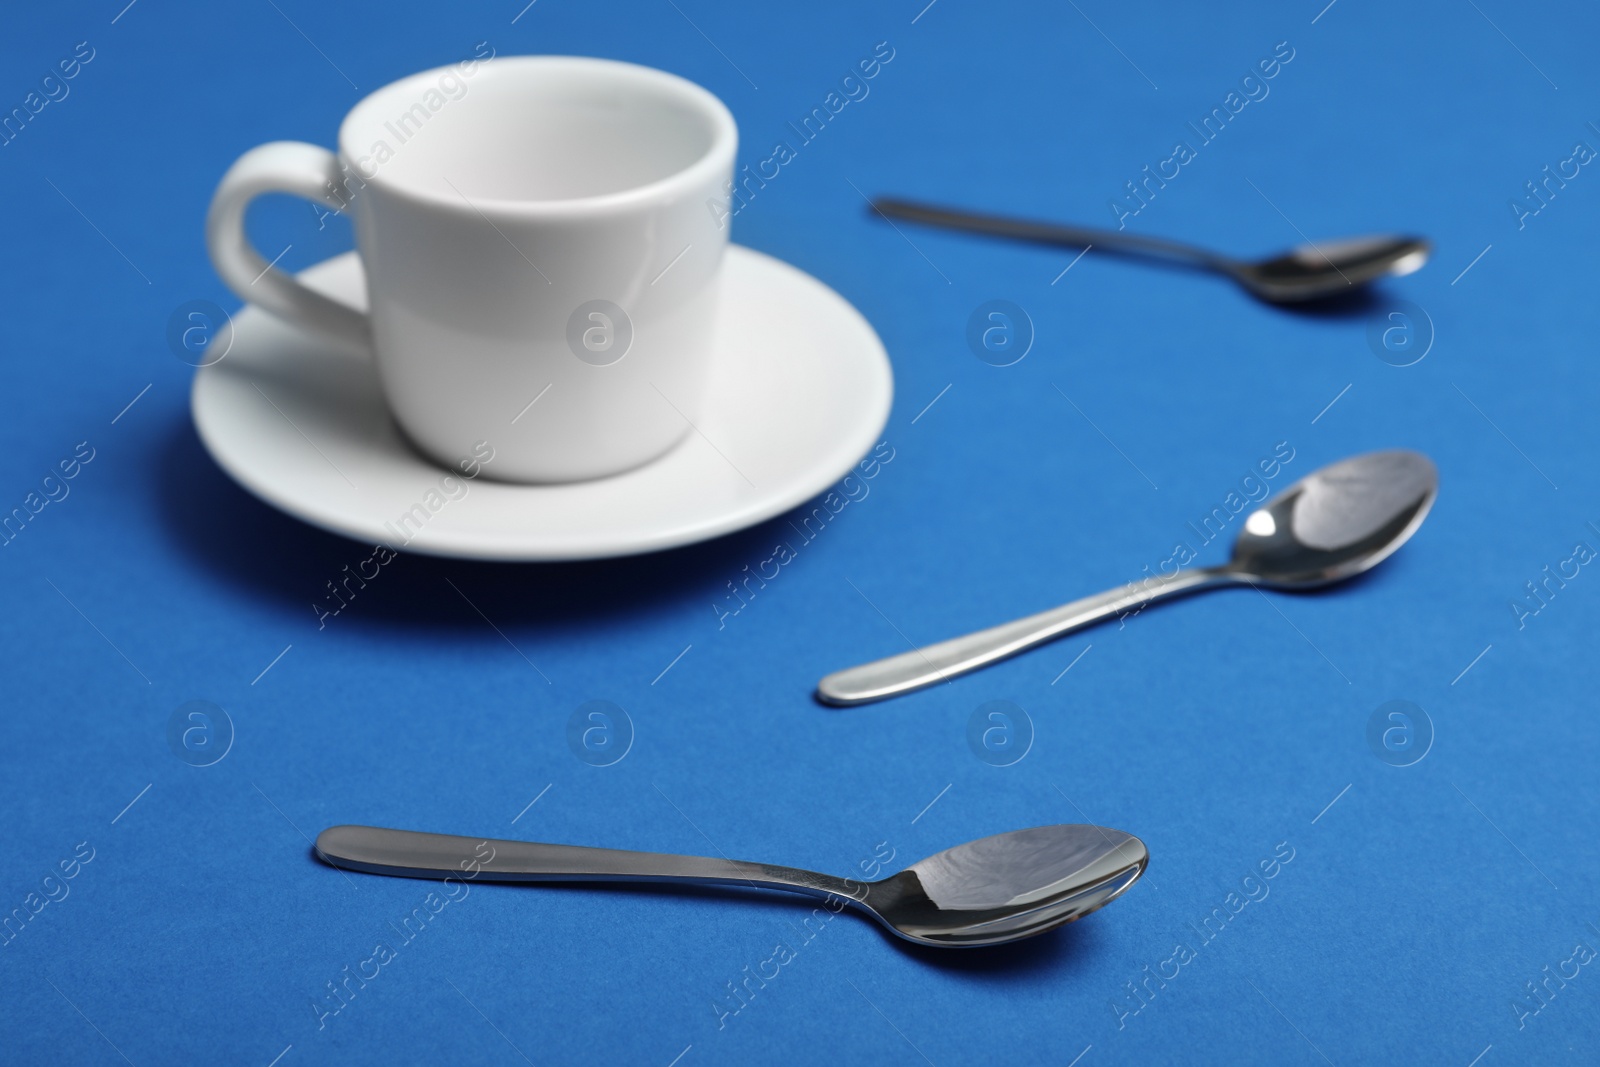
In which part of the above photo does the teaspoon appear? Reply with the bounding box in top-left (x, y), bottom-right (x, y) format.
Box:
top-left (315, 822), bottom-right (1148, 948)
top-left (872, 197), bottom-right (1430, 304)
top-left (817, 449), bottom-right (1438, 706)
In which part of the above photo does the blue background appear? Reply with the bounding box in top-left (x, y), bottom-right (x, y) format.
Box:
top-left (2, 1), bottom-right (1597, 1064)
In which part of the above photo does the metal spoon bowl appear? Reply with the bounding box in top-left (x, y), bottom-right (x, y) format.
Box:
top-left (1232, 449), bottom-right (1438, 587)
top-left (816, 449), bottom-right (1438, 706)
top-left (870, 198), bottom-right (1429, 305)
top-left (315, 823), bottom-right (1148, 948)
top-left (1241, 235), bottom-right (1431, 303)
top-left (864, 824), bottom-right (1147, 945)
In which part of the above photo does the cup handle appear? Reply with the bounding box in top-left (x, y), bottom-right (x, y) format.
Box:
top-left (205, 141), bottom-right (371, 354)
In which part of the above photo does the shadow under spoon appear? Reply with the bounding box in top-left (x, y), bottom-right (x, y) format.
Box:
top-left (315, 822), bottom-right (1148, 948)
top-left (871, 197), bottom-right (1430, 303)
top-left (816, 449), bottom-right (1438, 707)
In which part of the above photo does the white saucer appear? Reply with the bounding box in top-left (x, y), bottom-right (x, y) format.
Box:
top-left (191, 245), bottom-right (893, 560)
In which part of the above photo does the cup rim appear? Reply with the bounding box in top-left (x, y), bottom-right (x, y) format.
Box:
top-left (337, 54), bottom-right (737, 218)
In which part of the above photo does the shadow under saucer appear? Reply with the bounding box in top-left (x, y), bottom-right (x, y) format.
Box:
top-left (155, 417), bottom-right (816, 638)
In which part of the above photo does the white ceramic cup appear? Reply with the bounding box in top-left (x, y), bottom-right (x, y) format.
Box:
top-left (207, 55), bottom-right (737, 483)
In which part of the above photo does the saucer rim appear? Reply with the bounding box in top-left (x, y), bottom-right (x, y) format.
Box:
top-left (191, 244), bottom-right (894, 562)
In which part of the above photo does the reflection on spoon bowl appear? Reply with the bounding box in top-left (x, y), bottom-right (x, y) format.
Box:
top-left (1235, 449), bottom-right (1438, 586)
top-left (862, 824), bottom-right (1148, 946)
top-left (1240, 235), bottom-right (1432, 303)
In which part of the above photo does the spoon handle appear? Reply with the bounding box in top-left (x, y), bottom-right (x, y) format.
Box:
top-left (816, 566), bottom-right (1234, 706)
top-left (315, 825), bottom-right (858, 901)
top-left (870, 198), bottom-right (1236, 271)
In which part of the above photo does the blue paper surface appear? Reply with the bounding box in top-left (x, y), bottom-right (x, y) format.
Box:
top-left (3, 1), bottom-right (1598, 1064)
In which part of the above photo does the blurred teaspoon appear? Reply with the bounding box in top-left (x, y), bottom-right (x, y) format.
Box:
top-left (871, 197), bottom-right (1430, 303)
top-left (315, 822), bottom-right (1148, 947)
top-left (817, 449), bottom-right (1438, 706)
